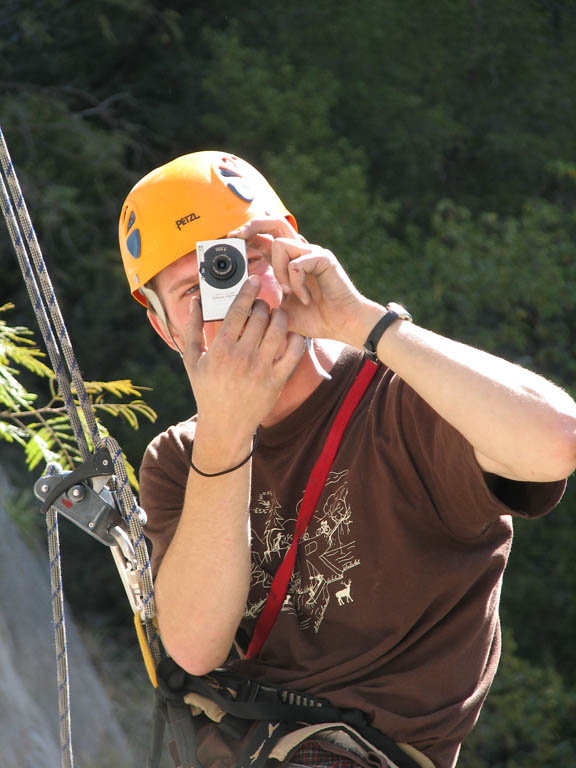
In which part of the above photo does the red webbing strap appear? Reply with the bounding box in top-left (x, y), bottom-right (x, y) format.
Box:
top-left (245, 358), bottom-right (379, 660)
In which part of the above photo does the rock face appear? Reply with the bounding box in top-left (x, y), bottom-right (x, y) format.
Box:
top-left (0, 468), bottom-right (132, 768)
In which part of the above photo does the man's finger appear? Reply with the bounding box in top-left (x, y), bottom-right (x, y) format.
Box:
top-left (273, 331), bottom-right (306, 381)
top-left (257, 307), bottom-right (289, 363)
top-left (287, 248), bottom-right (340, 302)
top-left (218, 275), bottom-right (261, 337)
top-left (183, 296), bottom-right (206, 362)
top-left (269, 238), bottom-right (313, 297)
top-left (229, 217), bottom-right (297, 242)
top-left (238, 298), bottom-right (272, 349)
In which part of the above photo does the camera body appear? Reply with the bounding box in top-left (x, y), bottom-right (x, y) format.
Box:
top-left (196, 238), bottom-right (248, 321)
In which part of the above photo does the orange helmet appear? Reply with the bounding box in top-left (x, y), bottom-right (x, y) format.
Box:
top-left (118, 150), bottom-right (297, 306)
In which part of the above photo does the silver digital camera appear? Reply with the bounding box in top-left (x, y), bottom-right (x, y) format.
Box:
top-left (196, 238), bottom-right (248, 321)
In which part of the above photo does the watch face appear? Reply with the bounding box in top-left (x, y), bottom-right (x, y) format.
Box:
top-left (386, 302), bottom-right (412, 321)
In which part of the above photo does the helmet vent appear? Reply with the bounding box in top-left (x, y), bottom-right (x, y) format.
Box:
top-left (126, 229), bottom-right (141, 259)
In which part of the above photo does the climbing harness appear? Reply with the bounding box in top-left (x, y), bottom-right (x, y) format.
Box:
top-left (153, 658), bottom-right (424, 768)
top-left (1, 130), bottom-right (424, 768)
top-left (0, 127), bottom-right (162, 766)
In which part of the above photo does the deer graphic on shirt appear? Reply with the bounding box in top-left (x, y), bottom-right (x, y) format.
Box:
top-left (335, 580), bottom-right (353, 605)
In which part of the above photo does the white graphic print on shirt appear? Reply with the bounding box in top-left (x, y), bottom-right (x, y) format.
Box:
top-left (246, 470), bottom-right (360, 633)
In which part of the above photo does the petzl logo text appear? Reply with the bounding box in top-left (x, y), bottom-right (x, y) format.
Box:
top-left (175, 212), bottom-right (201, 230)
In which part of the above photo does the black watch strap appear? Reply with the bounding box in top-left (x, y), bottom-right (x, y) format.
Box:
top-left (363, 303), bottom-right (412, 362)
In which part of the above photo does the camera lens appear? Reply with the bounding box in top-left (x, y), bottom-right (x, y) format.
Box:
top-left (202, 241), bottom-right (246, 290)
top-left (213, 255), bottom-right (234, 277)
top-left (209, 247), bottom-right (236, 280)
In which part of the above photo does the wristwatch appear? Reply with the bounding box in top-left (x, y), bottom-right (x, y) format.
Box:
top-left (363, 302), bottom-right (412, 362)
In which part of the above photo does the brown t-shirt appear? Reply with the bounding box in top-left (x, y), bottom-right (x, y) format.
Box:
top-left (140, 348), bottom-right (565, 768)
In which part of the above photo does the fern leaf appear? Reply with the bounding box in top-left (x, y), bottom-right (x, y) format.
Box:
top-left (0, 367), bottom-right (37, 409)
top-left (82, 379), bottom-right (149, 399)
top-left (0, 420), bottom-right (28, 446)
top-left (8, 345), bottom-right (54, 378)
top-left (126, 400), bottom-right (157, 423)
top-left (95, 402), bottom-right (138, 429)
top-left (25, 433), bottom-right (61, 471)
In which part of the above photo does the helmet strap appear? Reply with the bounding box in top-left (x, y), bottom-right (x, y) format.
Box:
top-left (140, 284), bottom-right (183, 358)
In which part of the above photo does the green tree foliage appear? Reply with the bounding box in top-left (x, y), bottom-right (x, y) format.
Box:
top-left (459, 632), bottom-right (576, 767)
top-left (0, 302), bottom-right (155, 487)
top-left (398, 199), bottom-right (576, 382)
top-left (194, 0), bottom-right (576, 216)
top-left (1, 1), bottom-right (576, 763)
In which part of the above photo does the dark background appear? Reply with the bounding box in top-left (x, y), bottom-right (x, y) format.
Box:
top-left (1, 1), bottom-right (575, 764)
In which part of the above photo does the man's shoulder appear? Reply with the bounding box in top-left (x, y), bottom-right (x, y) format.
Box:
top-left (142, 415), bottom-right (197, 470)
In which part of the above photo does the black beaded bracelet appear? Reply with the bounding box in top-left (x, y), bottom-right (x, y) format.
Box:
top-left (189, 427), bottom-right (261, 477)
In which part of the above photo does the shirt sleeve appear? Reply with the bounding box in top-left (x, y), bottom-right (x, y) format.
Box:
top-left (394, 377), bottom-right (566, 538)
top-left (139, 419), bottom-right (195, 578)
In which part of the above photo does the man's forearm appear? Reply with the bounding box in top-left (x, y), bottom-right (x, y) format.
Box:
top-left (154, 426), bottom-right (254, 675)
top-left (374, 317), bottom-right (576, 482)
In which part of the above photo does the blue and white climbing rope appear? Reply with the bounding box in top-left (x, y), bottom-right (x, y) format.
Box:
top-left (0, 126), bottom-right (161, 767)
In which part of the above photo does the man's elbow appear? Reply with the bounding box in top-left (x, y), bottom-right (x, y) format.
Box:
top-left (544, 421), bottom-right (576, 481)
top-left (170, 649), bottom-right (228, 678)
top-left (161, 628), bottom-right (231, 676)
top-left (509, 420), bottom-right (576, 483)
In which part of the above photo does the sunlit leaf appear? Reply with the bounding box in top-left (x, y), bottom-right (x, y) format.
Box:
top-left (1, 306), bottom-right (156, 487)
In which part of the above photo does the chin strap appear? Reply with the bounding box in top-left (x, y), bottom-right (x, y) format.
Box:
top-left (305, 336), bottom-right (332, 380)
top-left (140, 283), bottom-right (184, 358)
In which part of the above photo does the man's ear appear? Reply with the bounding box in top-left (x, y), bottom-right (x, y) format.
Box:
top-left (147, 308), bottom-right (179, 352)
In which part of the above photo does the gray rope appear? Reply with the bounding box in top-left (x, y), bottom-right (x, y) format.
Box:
top-left (0, 127), bottom-right (161, 761)
top-left (0, 167), bottom-right (90, 460)
top-left (46, 463), bottom-right (74, 768)
top-left (0, 127), bottom-right (101, 455)
top-left (0, 133), bottom-right (77, 768)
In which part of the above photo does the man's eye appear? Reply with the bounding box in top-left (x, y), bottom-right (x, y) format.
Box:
top-left (184, 285), bottom-right (199, 296)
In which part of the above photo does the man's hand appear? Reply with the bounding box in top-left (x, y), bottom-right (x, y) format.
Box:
top-left (182, 274), bottom-right (305, 466)
top-left (229, 218), bottom-right (377, 346)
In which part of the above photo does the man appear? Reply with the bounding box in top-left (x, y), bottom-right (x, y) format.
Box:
top-left (118, 151), bottom-right (576, 768)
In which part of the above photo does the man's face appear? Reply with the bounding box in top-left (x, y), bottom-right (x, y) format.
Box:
top-left (149, 240), bottom-right (283, 350)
